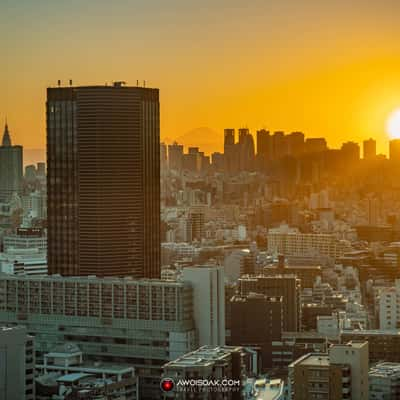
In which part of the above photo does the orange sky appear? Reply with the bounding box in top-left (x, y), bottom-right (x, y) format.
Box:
top-left (2, 0), bottom-right (400, 156)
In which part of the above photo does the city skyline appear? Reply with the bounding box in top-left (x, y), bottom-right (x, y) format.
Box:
top-left (2, 1), bottom-right (400, 154)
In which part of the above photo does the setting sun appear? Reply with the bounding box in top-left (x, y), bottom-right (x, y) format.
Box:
top-left (387, 109), bottom-right (400, 139)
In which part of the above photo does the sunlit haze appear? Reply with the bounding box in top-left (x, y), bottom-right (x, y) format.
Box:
top-left (2, 0), bottom-right (400, 156)
top-left (387, 109), bottom-right (400, 139)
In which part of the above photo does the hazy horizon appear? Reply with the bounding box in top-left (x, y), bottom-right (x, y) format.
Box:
top-left (2, 0), bottom-right (400, 154)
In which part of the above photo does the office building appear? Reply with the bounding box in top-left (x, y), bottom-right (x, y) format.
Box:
top-left (47, 83), bottom-right (160, 278)
top-left (3, 227), bottom-right (47, 252)
top-left (0, 274), bottom-right (196, 399)
top-left (0, 122), bottom-right (23, 202)
top-left (0, 247), bottom-right (47, 276)
top-left (288, 341), bottom-right (368, 400)
top-left (389, 139), bottom-right (400, 161)
top-left (162, 345), bottom-right (246, 400)
top-left (224, 128), bottom-right (237, 174)
top-left (341, 141), bottom-right (360, 164)
top-left (181, 265), bottom-right (225, 346)
top-left (304, 137), bottom-right (327, 153)
top-left (230, 294), bottom-right (282, 370)
top-left (168, 142), bottom-right (184, 171)
top-left (363, 138), bottom-right (376, 160)
top-left (267, 224), bottom-right (352, 262)
top-left (0, 325), bottom-right (35, 400)
top-left (238, 275), bottom-right (301, 331)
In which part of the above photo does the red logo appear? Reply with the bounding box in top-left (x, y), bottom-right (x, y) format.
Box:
top-left (160, 378), bottom-right (175, 392)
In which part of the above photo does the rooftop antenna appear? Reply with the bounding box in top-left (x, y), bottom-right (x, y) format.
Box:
top-left (137, 80), bottom-right (139, 86)
top-left (57, 80), bottom-right (61, 87)
top-left (69, 79), bottom-right (73, 86)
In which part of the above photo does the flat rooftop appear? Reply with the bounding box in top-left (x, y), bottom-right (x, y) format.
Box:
top-left (164, 345), bottom-right (242, 368)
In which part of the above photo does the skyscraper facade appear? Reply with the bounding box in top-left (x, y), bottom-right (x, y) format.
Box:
top-left (47, 83), bottom-right (160, 278)
top-left (0, 123), bottom-right (23, 202)
top-left (363, 138), bottom-right (376, 160)
top-left (389, 139), bottom-right (400, 162)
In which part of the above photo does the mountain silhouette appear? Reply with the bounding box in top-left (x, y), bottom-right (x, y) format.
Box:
top-left (174, 127), bottom-right (222, 155)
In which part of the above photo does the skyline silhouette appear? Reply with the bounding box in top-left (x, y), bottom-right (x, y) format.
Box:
top-left (2, 1), bottom-right (400, 154)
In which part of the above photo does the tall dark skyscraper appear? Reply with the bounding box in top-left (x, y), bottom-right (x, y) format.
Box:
top-left (47, 83), bottom-right (160, 278)
top-left (0, 123), bottom-right (23, 202)
top-left (363, 138), bottom-right (376, 160)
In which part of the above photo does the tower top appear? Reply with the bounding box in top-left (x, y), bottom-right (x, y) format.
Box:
top-left (2, 120), bottom-right (11, 147)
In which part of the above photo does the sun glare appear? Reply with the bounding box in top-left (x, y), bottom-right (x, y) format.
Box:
top-left (387, 109), bottom-right (400, 139)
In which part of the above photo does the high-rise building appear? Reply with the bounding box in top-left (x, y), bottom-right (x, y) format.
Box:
top-left (304, 137), bottom-right (327, 153)
top-left (238, 275), bottom-right (301, 332)
top-left (47, 83), bottom-right (160, 278)
top-left (181, 265), bottom-right (225, 347)
top-left (224, 128), bottom-right (237, 174)
top-left (237, 128), bottom-right (255, 171)
top-left (160, 142), bottom-right (168, 171)
top-left (0, 123), bottom-right (23, 202)
top-left (288, 341), bottom-right (369, 400)
top-left (230, 294), bottom-right (282, 370)
top-left (256, 129), bottom-right (270, 157)
top-left (389, 139), bottom-right (400, 161)
top-left (0, 325), bottom-right (35, 400)
top-left (168, 142), bottom-right (184, 170)
top-left (272, 131), bottom-right (287, 159)
top-left (363, 138), bottom-right (376, 160)
top-left (341, 141), bottom-right (360, 164)
top-left (224, 128), bottom-right (235, 150)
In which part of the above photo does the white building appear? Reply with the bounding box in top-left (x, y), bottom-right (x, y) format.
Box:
top-left (369, 362), bottom-right (400, 400)
top-left (0, 247), bottom-right (47, 276)
top-left (181, 265), bottom-right (225, 347)
top-left (3, 228), bottom-right (47, 252)
top-left (378, 280), bottom-right (400, 330)
top-left (267, 224), bottom-right (352, 261)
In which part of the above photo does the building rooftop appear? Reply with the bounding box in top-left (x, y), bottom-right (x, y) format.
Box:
top-left (289, 353), bottom-right (330, 368)
top-left (164, 345), bottom-right (243, 369)
top-left (370, 362), bottom-right (400, 378)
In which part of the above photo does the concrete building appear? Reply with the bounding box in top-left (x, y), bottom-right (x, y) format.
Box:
top-left (377, 279), bottom-right (400, 329)
top-left (0, 247), bottom-right (47, 276)
top-left (47, 83), bottom-right (160, 278)
top-left (3, 227), bottom-right (47, 252)
top-left (0, 274), bottom-right (197, 399)
top-left (369, 362), bottom-right (400, 400)
top-left (329, 341), bottom-right (369, 400)
top-left (341, 330), bottom-right (400, 364)
top-left (0, 325), bottom-right (35, 400)
top-left (0, 123), bottom-right (23, 202)
top-left (238, 274), bottom-right (301, 331)
top-left (162, 345), bottom-right (246, 399)
top-left (267, 224), bottom-right (352, 262)
top-left (288, 341), bottom-right (368, 400)
top-left (230, 294), bottom-right (282, 371)
top-left (36, 343), bottom-right (139, 399)
top-left (181, 265), bottom-right (225, 346)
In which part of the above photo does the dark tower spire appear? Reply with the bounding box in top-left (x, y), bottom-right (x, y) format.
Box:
top-left (2, 120), bottom-right (11, 147)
